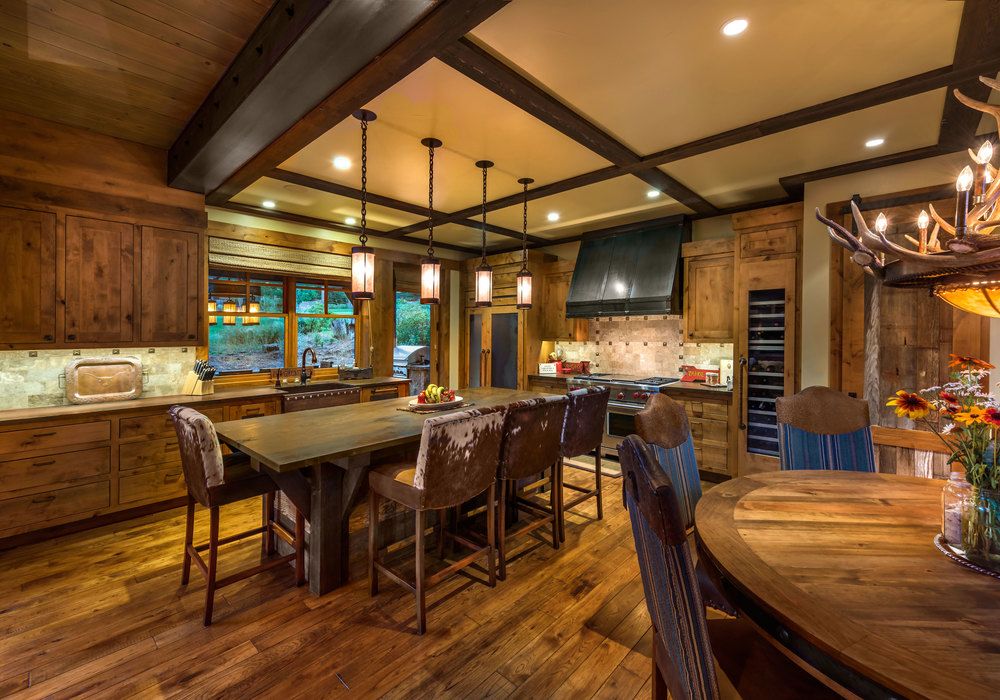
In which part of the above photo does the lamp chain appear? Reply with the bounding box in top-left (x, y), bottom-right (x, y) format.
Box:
top-left (481, 164), bottom-right (488, 263)
top-left (521, 180), bottom-right (529, 269)
top-left (427, 143), bottom-right (435, 257)
top-left (359, 117), bottom-right (368, 247)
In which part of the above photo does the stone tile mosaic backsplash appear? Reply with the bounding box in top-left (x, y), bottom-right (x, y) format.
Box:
top-left (0, 347), bottom-right (195, 410)
top-left (553, 315), bottom-right (732, 377)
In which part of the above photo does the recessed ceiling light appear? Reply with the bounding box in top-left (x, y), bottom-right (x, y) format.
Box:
top-left (721, 18), bottom-right (748, 36)
top-left (345, 216), bottom-right (357, 225)
top-left (332, 155), bottom-right (351, 170)
top-left (865, 137), bottom-right (885, 148)
top-left (262, 200), bottom-right (276, 209)
top-left (546, 212), bottom-right (560, 222)
top-left (646, 189), bottom-right (661, 199)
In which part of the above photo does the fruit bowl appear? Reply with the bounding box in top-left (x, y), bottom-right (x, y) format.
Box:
top-left (408, 395), bottom-right (463, 412)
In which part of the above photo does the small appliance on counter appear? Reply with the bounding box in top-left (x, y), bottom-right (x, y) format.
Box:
top-left (182, 359), bottom-right (217, 395)
top-left (339, 366), bottom-right (373, 380)
top-left (64, 356), bottom-right (144, 404)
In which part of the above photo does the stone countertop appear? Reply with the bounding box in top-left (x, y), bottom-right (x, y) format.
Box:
top-left (527, 373), bottom-right (580, 381)
top-left (661, 381), bottom-right (732, 400)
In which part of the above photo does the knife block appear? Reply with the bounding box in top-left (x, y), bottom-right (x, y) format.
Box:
top-left (181, 371), bottom-right (199, 395)
top-left (190, 379), bottom-right (214, 396)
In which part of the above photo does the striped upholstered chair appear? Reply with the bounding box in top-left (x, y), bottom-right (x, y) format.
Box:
top-left (618, 435), bottom-right (839, 700)
top-left (635, 393), bottom-right (702, 530)
top-left (776, 386), bottom-right (876, 472)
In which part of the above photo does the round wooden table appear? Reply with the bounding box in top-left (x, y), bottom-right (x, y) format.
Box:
top-left (695, 471), bottom-right (1000, 700)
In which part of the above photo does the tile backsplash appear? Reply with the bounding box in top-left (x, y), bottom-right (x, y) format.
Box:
top-left (553, 315), bottom-right (732, 377)
top-left (0, 347), bottom-right (195, 410)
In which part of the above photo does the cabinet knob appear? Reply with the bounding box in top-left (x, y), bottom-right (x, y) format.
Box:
top-left (67, 334), bottom-right (76, 341)
top-left (43, 334), bottom-right (53, 341)
top-left (187, 334), bottom-right (195, 339)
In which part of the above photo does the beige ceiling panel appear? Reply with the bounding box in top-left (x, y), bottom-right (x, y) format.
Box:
top-left (488, 175), bottom-right (690, 236)
top-left (406, 223), bottom-right (507, 249)
top-left (472, 0), bottom-right (962, 154)
top-left (232, 177), bottom-right (424, 230)
top-left (279, 58), bottom-right (610, 212)
top-left (663, 90), bottom-right (948, 206)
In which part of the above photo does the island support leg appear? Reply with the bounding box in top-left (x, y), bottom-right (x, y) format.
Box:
top-left (308, 455), bottom-right (370, 595)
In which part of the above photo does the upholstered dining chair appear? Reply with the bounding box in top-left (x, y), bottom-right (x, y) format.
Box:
top-left (368, 405), bottom-right (506, 635)
top-left (170, 406), bottom-right (305, 626)
top-left (776, 386), bottom-right (876, 472)
top-left (618, 435), bottom-right (839, 700)
top-left (496, 395), bottom-right (569, 580)
top-left (558, 386), bottom-right (610, 542)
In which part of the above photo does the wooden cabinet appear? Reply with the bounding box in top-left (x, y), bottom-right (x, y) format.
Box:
top-left (0, 206), bottom-right (56, 345)
top-left (540, 265), bottom-right (588, 341)
top-left (682, 239), bottom-right (735, 342)
top-left (139, 226), bottom-right (202, 344)
top-left (465, 308), bottom-right (521, 389)
top-left (64, 216), bottom-right (135, 344)
top-left (527, 375), bottom-right (569, 394)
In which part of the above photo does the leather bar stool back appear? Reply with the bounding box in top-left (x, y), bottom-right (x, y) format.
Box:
top-left (558, 386), bottom-right (610, 540)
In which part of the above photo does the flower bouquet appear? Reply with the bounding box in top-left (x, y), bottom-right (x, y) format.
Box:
top-left (887, 354), bottom-right (1000, 574)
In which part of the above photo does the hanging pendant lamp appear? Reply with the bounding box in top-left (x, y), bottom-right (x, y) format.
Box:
top-left (474, 160), bottom-right (494, 307)
top-left (420, 137), bottom-right (442, 305)
top-left (351, 109), bottom-right (377, 300)
top-left (516, 177), bottom-right (534, 309)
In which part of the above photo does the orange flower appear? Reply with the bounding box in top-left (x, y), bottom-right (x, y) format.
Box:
top-left (886, 391), bottom-right (931, 420)
top-left (939, 391), bottom-right (959, 404)
top-left (954, 406), bottom-right (987, 425)
top-left (984, 407), bottom-right (1000, 427)
top-left (948, 354), bottom-right (995, 371)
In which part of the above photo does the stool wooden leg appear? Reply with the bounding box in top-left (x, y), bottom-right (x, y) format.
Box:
top-left (204, 506), bottom-right (220, 626)
top-left (181, 494), bottom-right (195, 586)
top-left (415, 509), bottom-right (426, 635)
top-left (497, 479), bottom-right (507, 581)
top-left (550, 463), bottom-right (560, 550)
top-left (294, 507), bottom-right (306, 587)
top-left (652, 654), bottom-right (669, 700)
top-left (368, 488), bottom-right (379, 597)
top-left (595, 452), bottom-right (604, 521)
top-left (263, 491), bottom-right (276, 557)
top-left (486, 482), bottom-right (497, 588)
top-left (436, 508), bottom-right (447, 560)
top-left (557, 458), bottom-right (566, 543)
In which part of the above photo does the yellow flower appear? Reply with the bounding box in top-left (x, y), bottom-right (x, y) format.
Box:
top-left (954, 405), bottom-right (987, 425)
top-left (886, 391), bottom-right (931, 420)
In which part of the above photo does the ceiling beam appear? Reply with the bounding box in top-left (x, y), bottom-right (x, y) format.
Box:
top-left (214, 203), bottom-right (478, 254)
top-left (437, 37), bottom-right (718, 215)
top-left (268, 168), bottom-right (547, 244)
top-left (197, 0), bottom-right (510, 205)
top-left (937, 0), bottom-right (1000, 148)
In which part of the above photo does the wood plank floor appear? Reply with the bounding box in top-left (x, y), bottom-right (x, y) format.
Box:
top-left (0, 469), bottom-right (654, 698)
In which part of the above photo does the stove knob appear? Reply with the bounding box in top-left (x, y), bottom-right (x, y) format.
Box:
top-left (617, 391), bottom-right (626, 400)
top-left (632, 391), bottom-right (641, 400)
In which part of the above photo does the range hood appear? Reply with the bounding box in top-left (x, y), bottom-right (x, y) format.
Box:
top-left (566, 217), bottom-right (690, 318)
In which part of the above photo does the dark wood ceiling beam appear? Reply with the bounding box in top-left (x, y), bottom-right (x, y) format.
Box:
top-left (194, 0), bottom-right (510, 204)
top-left (214, 203), bottom-right (477, 254)
top-left (268, 168), bottom-right (546, 244)
top-left (437, 37), bottom-right (718, 215)
top-left (937, 0), bottom-right (1000, 148)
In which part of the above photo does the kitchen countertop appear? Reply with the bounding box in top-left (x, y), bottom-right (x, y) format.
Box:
top-left (661, 381), bottom-right (732, 399)
top-left (0, 376), bottom-right (410, 426)
top-left (527, 373), bottom-right (580, 381)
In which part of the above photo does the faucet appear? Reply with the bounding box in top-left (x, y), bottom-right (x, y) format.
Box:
top-left (300, 347), bottom-right (317, 384)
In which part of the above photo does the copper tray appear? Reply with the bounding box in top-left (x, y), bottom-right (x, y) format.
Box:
top-left (64, 356), bottom-right (143, 404)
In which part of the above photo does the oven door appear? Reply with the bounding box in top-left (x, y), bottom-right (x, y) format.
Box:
top-left (603, 400), bottom-right (642, 455)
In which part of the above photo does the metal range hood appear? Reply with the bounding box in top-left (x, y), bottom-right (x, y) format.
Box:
top-left (566, 217), bottom-right (691, 318)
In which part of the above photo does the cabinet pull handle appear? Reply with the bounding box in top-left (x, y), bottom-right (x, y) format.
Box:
top-left (737, 356), bottom-right (748, 431)
top-left (67, 334), bottom-right (77, 341)
top-left (32, 432), bottom-right (56, 438)
top-left (43, 334), bottom-right (53, 341)
top-left (187, 334), bottom-right (195, 339)
top-left (32, 460), bottom-right (56, 467)
top-left (32, 494), bottom-right (56, 504)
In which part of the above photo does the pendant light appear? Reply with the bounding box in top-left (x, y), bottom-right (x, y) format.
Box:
top-left (474, 160), bottom-right (494, 307)
top-left (244, 293), bottom-right (260, 326)
top-left (351, 109), bottom-right (377, 300)
top-left (208, 300), bottom-right (217, 326)
top-left (222, 299), bottom-right (236, 326)
top-left (516, 177), bottom-right (534, 309)
top-left (420, 137), bottom-right (442, 305)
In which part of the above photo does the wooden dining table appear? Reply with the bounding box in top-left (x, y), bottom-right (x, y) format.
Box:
top-left (695, 470), bottom-right (1000, 700)
top-left (214, 386), bottom-right (548, 595)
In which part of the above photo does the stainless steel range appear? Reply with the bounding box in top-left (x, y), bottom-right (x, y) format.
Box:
top-left (567, 374), bottom-right (680, 458)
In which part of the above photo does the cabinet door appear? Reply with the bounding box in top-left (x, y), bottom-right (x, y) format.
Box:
top-left (542, 271), bottom-right (588, 340)
top-left (489, 311), bottom-right (519, 389)
top-left (466, 311), bottom-right (487, 388)
top-left (65, 217), bottom-right (135, 344)
top-left (684, 254), bottom-right (734, 342)
top-left (139, 227), bottom-right (202, 344)
top-left (0, 207), bottom-right (56, 345)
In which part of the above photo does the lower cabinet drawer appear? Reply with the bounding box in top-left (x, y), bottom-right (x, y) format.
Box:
top-left (0, 447), bottom-right (111, 494)
top-left (0, 481), bottom-right (110, 530)
top-left (0, 421), bottom-right (110, 456)
top-left (700, 446), bottom-right (729, 473)
top-left (229, 401), bottom-right (277, 420)
top-left (119, 467), bottom-right (186, 505)
top-left (120, 406), bottom-right (225, 440)
top-left (119, 436), bottom-right (180, 470)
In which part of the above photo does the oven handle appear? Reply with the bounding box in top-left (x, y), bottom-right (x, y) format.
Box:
top-left (607, 401), bottom-right (643, 415)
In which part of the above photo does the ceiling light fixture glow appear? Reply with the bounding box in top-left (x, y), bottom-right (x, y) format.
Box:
top-left (646, 189), bottom-right (661, 199)
top-left (262, 200), bottom-right (276, 209)
top-left (332, 155), bottom-right (352, 170)
top-left (721, 18), bottom-right (748, 36)
top-left (345, 217), bottom-right (357, 225)
top-left (546, 212), bottom-right (560, 222)
top-left (865, 137), bottom-right (885, 148)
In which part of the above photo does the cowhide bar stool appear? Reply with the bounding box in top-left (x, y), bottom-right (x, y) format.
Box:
top-left (170, 406), bottom-right (305, 626)
top-left (496, 395), bottom-right (569, 580)
top-left (558, 386), bottom-right (610, 542)
top-left (368, 406), bottom-right (506, 635)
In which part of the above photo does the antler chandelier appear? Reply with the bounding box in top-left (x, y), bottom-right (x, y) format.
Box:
top-left (817, 75), bottom-right (1000, 317)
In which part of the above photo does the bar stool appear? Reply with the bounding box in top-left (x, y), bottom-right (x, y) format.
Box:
top-left (368, 406), bottom-right (506, 635)
top-left (170, 406), bottom-right (305, 626)
top-left (558, 386), bottom-right (610, 542)
top-left (496, 395), bottom-right (568, 580)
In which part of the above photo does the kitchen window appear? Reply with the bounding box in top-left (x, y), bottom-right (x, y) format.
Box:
top-left (208, 268), bottom-right (359, 374)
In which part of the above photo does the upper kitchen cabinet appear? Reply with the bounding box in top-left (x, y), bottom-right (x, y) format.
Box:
top-left (540, 261), bottom-right (589, 341)
top-left (682, 238), bottom-right (735, 342)
top-left (0, 207), bottom-right (56, 346)
top-left (138, 227), bottom-right (203, 345)
top-left (64, 217), bottom-right (135, 344)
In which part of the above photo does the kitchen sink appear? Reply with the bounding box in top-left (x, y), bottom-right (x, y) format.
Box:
top-left (276, 381), bottom-right (354, 394)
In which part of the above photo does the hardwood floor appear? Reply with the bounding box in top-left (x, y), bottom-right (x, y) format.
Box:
top-left (0, 469), bottom-right (653, 698)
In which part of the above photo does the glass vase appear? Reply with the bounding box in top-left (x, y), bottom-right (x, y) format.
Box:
top-left (963, 486), bottom-right (1000, 574)
top-left (942, 472), bottom-right (970, 546)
